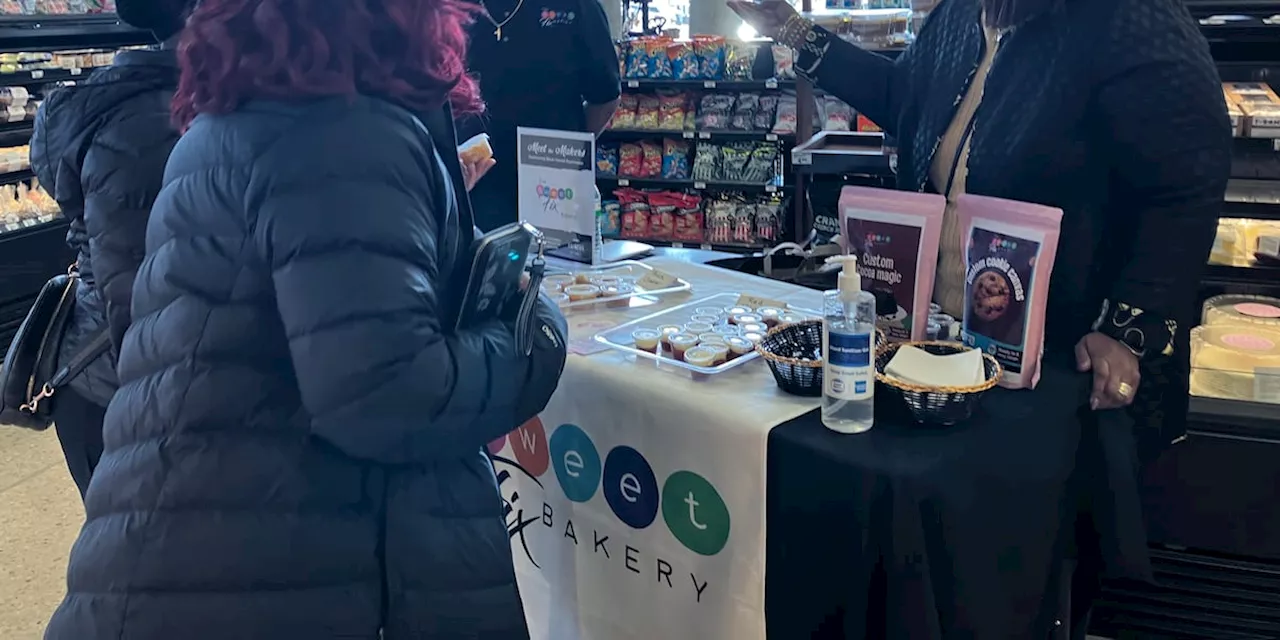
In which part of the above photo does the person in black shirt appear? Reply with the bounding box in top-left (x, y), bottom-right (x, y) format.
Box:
top-left (464, 0), bottom-right (621, 230)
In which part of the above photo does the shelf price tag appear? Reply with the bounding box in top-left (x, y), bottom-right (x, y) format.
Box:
top-left (617, 179), bottom-right (630, 186)
top-left (21, 218), bottom-right (36, 227)
top-left (703, 80), bottom-right (717, 88)
top-left (766, 133), bottom-right (778, 141)
top-left (697, 132), bottom-right (711, 139)
top-left (693, 181), bottom-right (707, 189)
top-left (792, 150), bottom-right (813, 165)
top-left (3, 223), bottom-right (17, 232)
top-left (671, 242), bottom-right (685, 249)
top-left (636, 268), bottom-right (680, 291)
top-left (765, 79), bottom-right (778, 89)
top-left (700, 243), bottom-right (713, 251)
top-left (765, 185), bottom-right (777, 193)
top-left (682, 131), bottom-right (694, 139)
top-left (627, 80), bottom-right (639, 88)
top-left (737, 293), bottom-right (789, 310)
top-left (70, 67), bottom-right (81, 75)
top-left (30, 70), bottom-right (42, 79)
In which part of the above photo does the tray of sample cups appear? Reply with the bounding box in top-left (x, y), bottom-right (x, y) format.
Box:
top-left (541, 261), bottom-right (692, 310)
top-left (593, 293), bottom-right (818, 375)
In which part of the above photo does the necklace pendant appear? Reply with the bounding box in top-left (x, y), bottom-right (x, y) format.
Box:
top-left (495, 26), bottom-right (502, 40)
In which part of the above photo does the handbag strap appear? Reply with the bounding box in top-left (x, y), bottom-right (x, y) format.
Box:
top-left (47, 329), bottom-right (111, 389)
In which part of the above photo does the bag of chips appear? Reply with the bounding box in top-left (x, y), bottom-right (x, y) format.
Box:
top-left (669, 41), bottom-right (700, 80)
top-left (635, 95), bottom-right (661, 129)
top-left (694, 35), bottom-right (726, 80)
top-left (596, 143), bottom-right (619, 176)
top-left (618, 143), bottom-right (643, 177)
top-left (647, 38), bottom-right (674, 78)
top-left (661, 138), bottom-right (691, 180)
top-left (611, 94), bottom-right (639, 129)
top-left (658, 92), bottom-right (686, 130)
top-left (640, 140), bottom-right (663, 178)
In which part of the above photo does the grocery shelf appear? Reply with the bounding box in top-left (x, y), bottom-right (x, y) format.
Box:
top-left (1201, 261), bottom-right (1280, 286)
top-left (0, 14), bottom-right (149, 52)
top-left (602, 128), bottom-right (793, 142)
top-left (639, 238), bottom-right (768, 254)
top-left (597, 175), bottom-right (789, 193)
top-left (1224, 178), bottom-right (1280, 220)
top-left (1189, 395), bottom-right (1280, 437)
top-left (0, 65), bottom-right (95, 85)
top-left (622, 78), bottom-right (794, 91)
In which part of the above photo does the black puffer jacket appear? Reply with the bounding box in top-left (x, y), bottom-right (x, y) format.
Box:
top-left (29, 49), bottom-right (179, 407)
top-left (44, 96), bottom-right (566, 639)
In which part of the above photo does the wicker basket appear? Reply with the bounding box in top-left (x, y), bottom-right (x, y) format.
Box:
top-left (757, 320), bottom-right (887, 397)
top-left (874, 341), bottom-right (1002, 425)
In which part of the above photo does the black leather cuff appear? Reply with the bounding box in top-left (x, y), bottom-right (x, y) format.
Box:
top-left (1091, 299), bottom-right (1177, 359)
top-left (793, 25), bottom-right (834, 79)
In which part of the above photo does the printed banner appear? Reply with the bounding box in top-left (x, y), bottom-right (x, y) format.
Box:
top-left (490, 365), bottom-right (771, 640)
top-left (517, 127), bottom-right (597, 262)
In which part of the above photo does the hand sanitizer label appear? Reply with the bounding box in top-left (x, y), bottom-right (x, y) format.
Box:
top-left (824, 330), bottom-right (874, 400)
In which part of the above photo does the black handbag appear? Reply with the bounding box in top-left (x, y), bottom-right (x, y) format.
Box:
top-left (0, 264), bottom-right (110, 430)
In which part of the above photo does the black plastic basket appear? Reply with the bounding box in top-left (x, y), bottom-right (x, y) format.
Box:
top-left (874, 341), bottom-right (1002, 425)
top-left (757, 320), bottom-right (825, 396)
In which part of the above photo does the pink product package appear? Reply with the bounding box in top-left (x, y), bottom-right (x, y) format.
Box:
top-left (838, 186), bottom-right (947, 342)
top-left (954, 194), bottom-right (1064, 390)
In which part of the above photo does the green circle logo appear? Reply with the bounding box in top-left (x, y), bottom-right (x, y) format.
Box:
top-left (660, 471), bottom-right (730, 556)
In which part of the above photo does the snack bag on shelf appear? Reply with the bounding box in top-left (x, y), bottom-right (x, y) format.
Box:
top-left (706, 197), bottom-right (735, 244)
top-left (625, 39), bottom-right (650, 78)
top-left (615, 41), bottom-right (629, 79)
top-left (721, 143), bottom-right (752, 182)
top-left (772, 45), bottom-right (795, 79)
top-left (611, 94), bottom-right (639, 129)
top-left (692, 142), bottom-right (722, 182)
top-left (823, 96), bottom-right (854, 131)
top-left (657, 91), bottom-right (686, 130)
top-left (756, 95), bottom-right (779, 131)
top-left (618, 143), bottom-right (643, 177)
top-left (646, 38), bottom-right (674, 78)
top-left (755, 200), bottom-right (783, 245)
top-left (640, 140), bottom-right (663, 177)
top-left (599, 201), bottom-right (622, 238)
top-left (696, 93), bottom-right (734, 130)
top-left (856, 113), bottom-right (882, 132)
top-left (741, 142), bottom-right (778, 184)
top-left (669, 41), bottom-right (700, 80)
top-left (725, 42), bottom-right (756, 80)
top-left (661, 138), bottom-right (691, 180)
top-left (0, 185), bottom-right (19, 228)
top-left (731, 93), bottom-right (760, 131)
top-left (673, 193), bottom-right (705, 242)
top-left (773, 96), bottom-right (798, 134)
top-left (647, 191), bottom-right (679, 241)
top-left (596, 143), bottom-right (619, 176)
top-left (635, 94), bottom-right (661, 129)
top-left (683, 94), bottom-right (698, 130)
top-left (621, 200), bottom-right (651, 239)
top-left (731, 198), bottom-right (756, 244)
top-left (693, 35), bottom-right (727, 80)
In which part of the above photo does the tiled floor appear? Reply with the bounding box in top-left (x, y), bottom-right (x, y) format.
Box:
top-left (0, 427), bottom-right (82, 639)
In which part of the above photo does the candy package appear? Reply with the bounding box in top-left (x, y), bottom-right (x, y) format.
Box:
top-left (618, 143), bottom-right (643, 177)
top-left (640, 140), bottom-right (663, 177)
top-left (636, 95), bottom-right (661, 129)
top-left (669, 41), bottom-right (700, 80)
top-left (823, 96), bottom-right (854, 131)
top-left (658, 92), bottom-right (686, 130)
top-left (662, 138), bottom-right (691, 179)
top-left (596, 143), bottom-right (619, 176)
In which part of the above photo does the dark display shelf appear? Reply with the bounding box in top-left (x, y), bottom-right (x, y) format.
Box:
top-left (0, 65), bottom-right (96, 85)
top-left (601, 128), bottom-right (793, 143)
top-left (1201, 261), bottom-right (1280, 286)
top-left (0, 167), bottom-right (32, 184)
top-left (0, 15), bottom-right (149, 52)
top-left (597, 175), bottom-right (789, 193)
top-left (621, 78), bottom-right (794, 91)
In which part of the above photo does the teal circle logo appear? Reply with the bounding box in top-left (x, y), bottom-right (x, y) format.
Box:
top-left (548, 423), bottom-right (601, 503)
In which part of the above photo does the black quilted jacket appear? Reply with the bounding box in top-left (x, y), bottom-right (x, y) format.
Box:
top-left (808, 0), bottom-right (1231, 453)
top-left (44, 96), bottom-right (565, 639)
top-left (29, 49), bottom-right (179, 407)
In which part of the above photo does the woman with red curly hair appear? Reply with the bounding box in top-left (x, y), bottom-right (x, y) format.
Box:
top-left (42, 0), bottom-right (567, 637)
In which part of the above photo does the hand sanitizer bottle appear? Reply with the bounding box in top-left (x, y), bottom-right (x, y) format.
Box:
top-left (822, 255), bottom-right (877, 434)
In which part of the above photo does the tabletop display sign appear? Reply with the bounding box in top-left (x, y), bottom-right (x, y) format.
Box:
top-left (517, 127), bottom-right (601, 265)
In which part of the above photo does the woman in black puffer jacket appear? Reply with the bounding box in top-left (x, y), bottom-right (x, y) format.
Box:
top-left (43, 0), bottom-right (567, 637)
top-left (30, 0), bottom-right (188, 499)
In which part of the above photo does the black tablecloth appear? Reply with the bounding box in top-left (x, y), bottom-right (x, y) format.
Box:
top-left (764, 359), bottom-right (1152, 639)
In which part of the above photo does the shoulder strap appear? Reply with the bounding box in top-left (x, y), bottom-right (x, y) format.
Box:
top-left (48, 329), bottom-right (111, 390)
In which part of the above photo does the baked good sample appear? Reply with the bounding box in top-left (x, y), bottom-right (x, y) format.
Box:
top-left (669, 333), bottom-right (699, 361)
top-left (632, 329), bottom-right (662, 353)
top-left (564, 284), bottom-right (601, 302)
top-left (457, 133), bottom-right (493, 164)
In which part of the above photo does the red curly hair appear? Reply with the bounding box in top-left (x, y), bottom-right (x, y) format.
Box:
top-left (172, 0), bottom-right (484, 128)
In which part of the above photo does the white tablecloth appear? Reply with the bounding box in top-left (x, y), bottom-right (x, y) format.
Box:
top-left (490, 258), bottom-right (824, 640)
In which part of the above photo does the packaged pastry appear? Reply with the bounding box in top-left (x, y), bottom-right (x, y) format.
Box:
top-left (1202, 294), bottom-right (1280, 331)
top-left (955, 194), bottom-right (1064, 390)
top-left (1190, 324), bottom-right (1280, 404)
top-left (839, 186), bottom-right (947, 342)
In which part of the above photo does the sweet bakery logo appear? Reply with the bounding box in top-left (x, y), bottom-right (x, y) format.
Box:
top-left (988, 235), bottom-right (1019, 252)
top-left (539, 8), bottom-right (575, 26)
top-left (491, 418), bottom-right (727, 603)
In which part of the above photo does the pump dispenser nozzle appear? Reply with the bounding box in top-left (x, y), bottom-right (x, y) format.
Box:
top-left (825, 255), bottom-right (863, 302)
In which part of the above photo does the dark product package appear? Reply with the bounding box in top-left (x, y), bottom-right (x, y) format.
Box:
top-left (955, 194), bottom-right (1063, 390)
top-left (838, 186), bottom-right (946, 342)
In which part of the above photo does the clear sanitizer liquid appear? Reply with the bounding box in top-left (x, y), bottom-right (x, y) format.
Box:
top-left (821, 255), bottom-right (877, 434)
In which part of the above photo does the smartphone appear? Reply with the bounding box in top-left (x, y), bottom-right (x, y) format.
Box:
top-left (455, 221), bottom-right (540, 331)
